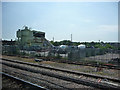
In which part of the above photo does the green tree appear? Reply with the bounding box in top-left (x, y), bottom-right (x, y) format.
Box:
top-left (105, 44), bottom-right (113, 49)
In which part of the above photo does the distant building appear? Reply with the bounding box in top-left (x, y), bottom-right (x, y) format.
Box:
top-left (2, 40), bottom-right (16, 46)
top-left (17, 26), bottom-right (53, 49)
top-left (78, 44), bottom-right (86, 49)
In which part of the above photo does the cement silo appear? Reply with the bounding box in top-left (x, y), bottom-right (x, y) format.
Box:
top-left (78, 44), bottom-right (86, 49)
top-left (59, 45), bottom-right (68, 49)
top-left (17, 26), bottom-right (53, 50)
top-left (17, 26), bottom-right (33, 46)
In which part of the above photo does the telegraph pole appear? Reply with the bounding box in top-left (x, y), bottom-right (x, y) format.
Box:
top-left (71, 34), bottom-right (72, 42)
top-left (53, 37), bottom-right (54, 42)
top-left (71, 34), bottom-right (72, 46)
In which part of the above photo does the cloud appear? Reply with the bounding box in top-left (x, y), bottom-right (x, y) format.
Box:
top-left (97, 25), bottom-right (118, 32)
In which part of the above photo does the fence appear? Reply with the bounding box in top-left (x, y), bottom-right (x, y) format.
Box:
top-left (2, 45), bottom-right (120, 64)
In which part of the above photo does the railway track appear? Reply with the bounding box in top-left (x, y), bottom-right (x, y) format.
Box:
top-left (2, 65), bottom-right (93, 89)
top-left (1, 72), bottom-right (47, 90)
top-left (1, 58), bottom-right (120, 89)
top-left (2, 59), bottom-right (95, 89)
top-left (31, 56), bottom-right (120, 70)
top-left (67, 62), bottom-right (120, 70)
top-left (2, 68), bottom-right (69, 89)
top-left (56, 60), bottom-right (120, 70)
top-left (2, 58), bottom-right (120, 82)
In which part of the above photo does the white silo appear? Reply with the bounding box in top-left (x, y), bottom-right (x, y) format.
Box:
top-left (59, 45), bottom-right (68, 49)
top-left (78, 44), bottom-right (86, 49)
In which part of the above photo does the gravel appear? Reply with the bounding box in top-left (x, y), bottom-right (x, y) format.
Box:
top-left (2, 64), bottom-right (97, 89)
top-left (2, 74), bottom-right (34, 90)
top-left (1, 60), bottom-right (101, 83)
top-left (2, 59), bottom-right (119, 89)
top-left (2, 60), bottom-right (119, 84)
top-left (2, 56), bottom-right (119, 78)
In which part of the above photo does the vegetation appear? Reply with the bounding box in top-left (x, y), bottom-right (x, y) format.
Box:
top-left (50, 40), bottom-right (72, 46)
top-left (50, 40), bottom-right (118, 50)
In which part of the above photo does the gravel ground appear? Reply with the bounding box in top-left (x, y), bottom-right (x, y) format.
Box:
top-left (2, 64), bottom-right (97, 89)
top-left (2, 55), bottom-right (119, 78)
top-left (1, 59), bottom-right (119, 86)
top-left (40, 61), bottom-right (119, 79)
top-left (2, 74), bottom-right (34, 90)
top-left (1, 60), bottom-right (110, 84)
top-left (86, 53), bottom-right (120, 61)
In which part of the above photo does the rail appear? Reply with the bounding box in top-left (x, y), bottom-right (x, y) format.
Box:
top-left (1, 72), bottom-right (48, 90)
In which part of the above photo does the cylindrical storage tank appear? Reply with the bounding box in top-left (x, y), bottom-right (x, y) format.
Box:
top-left (78, 44), bottom-right (86, 49)
top-left (17, 29), bottom-right (21, 38)
top-left (21, 30), bottom-right (29, 36)
top-left (59, 45), bottom-right (68, 49)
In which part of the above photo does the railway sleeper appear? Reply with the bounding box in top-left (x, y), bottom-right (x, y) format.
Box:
top-left (1, 61), bottom-right (120, 90)
top-left (1, 58), bottom-right (120, 83)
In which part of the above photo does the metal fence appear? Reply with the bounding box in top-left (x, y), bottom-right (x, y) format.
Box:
top-left (2, 45), bottom-right (120, 64)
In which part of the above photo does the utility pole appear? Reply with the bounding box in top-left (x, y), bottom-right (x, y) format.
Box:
top-left (71, 34), bottom-right (72, 46)
top-left (71, 34), bottom-right (72, 42)
top-left (53, 37), bottom-right (54, 42)
top-left (99, 40), bottom-right (100, 43)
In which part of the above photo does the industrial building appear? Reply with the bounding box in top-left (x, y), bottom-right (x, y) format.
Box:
top-left (17, 26), bottom-right (53, 50)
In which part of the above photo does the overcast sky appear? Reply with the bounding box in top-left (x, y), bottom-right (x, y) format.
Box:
top-left (2, 2), bottom-right (118, 42)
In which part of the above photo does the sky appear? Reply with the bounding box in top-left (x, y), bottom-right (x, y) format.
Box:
top-left (2, 2), bottom-right (118, 42)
